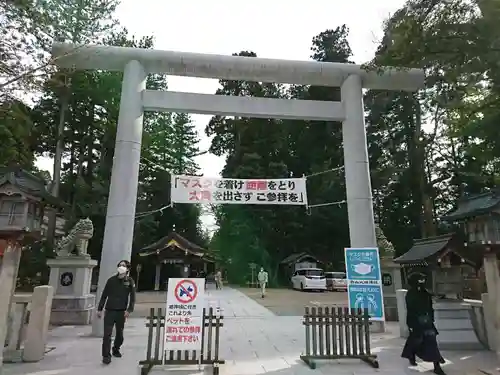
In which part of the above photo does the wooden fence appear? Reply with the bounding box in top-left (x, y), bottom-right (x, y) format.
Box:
top-left (300, 306), bottom-right (379, 369)
top-left (139, 307), bottom-right (225, 375)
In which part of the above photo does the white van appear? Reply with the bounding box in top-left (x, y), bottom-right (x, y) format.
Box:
top-left (325, 271), bottom-right (347, 291)
top-left (291, 268), bottom-right (327, 291)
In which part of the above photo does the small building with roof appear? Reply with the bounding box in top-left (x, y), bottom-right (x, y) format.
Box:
top-left (394, 233), bottom-right (481, 298)
top-left (280, 252), bottom-right (322, 280)
top-left (394, 190), bottom-right (500, 351)
top-left (136, 231), bottom-right (215, 291)
top-left (395, 189), bottom-right (500, 299)
top-left (440, 188), bottom-right (500, 300)
top-left (442, 188), bottom-right (500, 251)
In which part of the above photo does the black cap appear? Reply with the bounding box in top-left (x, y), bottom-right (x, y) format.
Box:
top-left (408, 272), bottom-right (426, 287)
top-left (117, 260), bottom-right (131, 269)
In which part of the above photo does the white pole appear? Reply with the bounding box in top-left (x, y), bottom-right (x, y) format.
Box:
top-left (341, 74), bottom-right (377, 248)
top-left (92, 60), bottom-right (146, 336)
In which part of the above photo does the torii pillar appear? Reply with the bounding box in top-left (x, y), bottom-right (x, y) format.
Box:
top-left (50, 43), bottom-right (425, 336)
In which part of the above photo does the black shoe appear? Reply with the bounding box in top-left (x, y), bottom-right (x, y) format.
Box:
top-left (409, 359), bottom-right (417, 366)
top-left (433, 366), bottom-right (445, 375)
top-left (439, 357), bottom-right (446, 364)
top-left (112, 348), bottom-right (122, 358)
top-left (102, 356), bottom-right (111, 364)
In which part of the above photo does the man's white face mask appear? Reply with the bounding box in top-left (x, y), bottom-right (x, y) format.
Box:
top-left (117, 266), bottom-right (127, 275)
top-left (260, 268), bottom-right (264, 272)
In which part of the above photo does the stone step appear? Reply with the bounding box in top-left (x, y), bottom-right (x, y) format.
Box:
top-left (435, 308), bottom-right (470, 319)
top-left (437, 329), bottom-right (485, 350)
top-left (436, 318), bottom-right (476, 330)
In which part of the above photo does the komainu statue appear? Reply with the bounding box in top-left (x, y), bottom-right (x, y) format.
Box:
top-left (55, 217), bottom-right (94, 256)
top-left (375, 223), bottom-right (395, 256)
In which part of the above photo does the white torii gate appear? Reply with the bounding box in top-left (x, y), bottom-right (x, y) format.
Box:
top-left (52, 43), bottom-right (425, 336)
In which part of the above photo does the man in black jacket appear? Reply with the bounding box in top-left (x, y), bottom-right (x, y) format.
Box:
top-left (97, 260), bottom-right (136, 364)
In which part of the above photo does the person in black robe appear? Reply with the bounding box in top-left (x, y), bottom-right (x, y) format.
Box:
top-left (401, 272), bottom-right (446, 375)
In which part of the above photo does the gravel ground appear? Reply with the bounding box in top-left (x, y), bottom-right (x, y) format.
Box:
top-left (235, 287), bottom-right (348, 316)
top-left (131, 286), bottom-right (348, 317)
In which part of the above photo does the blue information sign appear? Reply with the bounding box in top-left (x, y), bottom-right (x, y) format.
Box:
top-left (347, 284), bottom-right (384, 320)
top-left (345, 248), bottom-right (380, 281)
top-left (345, 247), bottom-right (385, 321)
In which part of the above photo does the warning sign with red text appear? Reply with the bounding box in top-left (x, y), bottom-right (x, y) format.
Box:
top-left (171, 175), bottom-right (308, 206)
top-left (165, 278), bottom-right (205, 351)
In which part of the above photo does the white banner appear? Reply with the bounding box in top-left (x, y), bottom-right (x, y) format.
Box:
top-left (171, 175), bottom-right (308, 205)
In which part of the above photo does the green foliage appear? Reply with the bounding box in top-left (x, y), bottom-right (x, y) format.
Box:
top-left (209, 4), bottom-right (500, 280)
top-left (2, 0), bottom-right (500, 290)
top-left (364, 0), bottom-right (500, 255)
top-left (207, 28), bottom-right (353, 283)
top-left (17, 242), bottom-right (56, 291)
top-left (0, 99), bottom-right (35, 168)
top-left (1, 0), bottom-right (119, 100)
top-left (1, 8), bottom-right (205, 287)
top-left (211, 205), bottom-right (270, 285)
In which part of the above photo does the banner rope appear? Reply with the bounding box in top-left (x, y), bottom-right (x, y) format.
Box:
top-left (135, 202), bottom-right (173, 219)
top-left (304, 165), bottom-right (344, 178)
top-left (137, 157), bottom-right (347, 218)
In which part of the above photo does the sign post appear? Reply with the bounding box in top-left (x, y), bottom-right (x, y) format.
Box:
top-left (249, 263), bottom-right (257, 287)
top-left (344, 248), bottom-right (385, 322)
top-left (165, 278), bottom-right (206, 361)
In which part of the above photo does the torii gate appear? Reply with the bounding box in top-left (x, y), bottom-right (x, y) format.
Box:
top-left (52, 43), bottom-right (424, 336)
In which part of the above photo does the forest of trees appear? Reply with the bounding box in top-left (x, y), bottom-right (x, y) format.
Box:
top-left (208, 1), bottom-right (500, 284)
top-left (1, 0), bottom-right (207, 286)
top-left (1, 0), bottom-right (499, 286)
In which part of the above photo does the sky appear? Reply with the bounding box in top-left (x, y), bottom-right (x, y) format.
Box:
top-left (35, 0), bottom-right (407, 231)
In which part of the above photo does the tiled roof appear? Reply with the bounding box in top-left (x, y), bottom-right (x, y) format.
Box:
top-left (442, 189), bottom-right (500, 221)
top-left (280, 252), bottom-right (321, 265)
top-left (0, 166), bottom-right (64, 207)
top-left (394, 234), bottom-right (454, 264)
top-left (139, 232), bottom-right (206, 255)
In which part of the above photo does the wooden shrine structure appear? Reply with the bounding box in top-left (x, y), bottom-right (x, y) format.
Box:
top-left (395, 188), bottom-right (500, 299)
top-left (137, 232), bottom-right (216, 291)
top-left (394, 233), bottom-right (481, 298)
top-left (442, 189), bottom-right (500, 252)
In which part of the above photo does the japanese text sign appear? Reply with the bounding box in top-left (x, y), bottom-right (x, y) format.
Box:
top-left (345, 247), bottom-right (385, 321)
top-left (165, 278), bottom-right (205, 351)
top-left (171, 175), bottom-right (308, 206)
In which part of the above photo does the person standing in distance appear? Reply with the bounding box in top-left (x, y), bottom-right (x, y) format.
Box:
top-left (215, 269), bottom-right (222, 290)
top-left (258, 267), bottom-right (268, 298)
top-left (97, 260), bottom-right (136, 365)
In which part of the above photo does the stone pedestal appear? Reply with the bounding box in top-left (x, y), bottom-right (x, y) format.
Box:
top-left (47, 256), bottom-right (97, 325)
top-left (396, 289), bottom-right (483, 349)
top-left (396, 289), bottom-right (409, 338)
top-left (381, 258), bottom-right (402, 321)
top-left (434, 299), bottom-right (484, 350)
top-left (483, 253), bottom-right (500, 359)
top-left (0, 242), bottom-right (22, 368)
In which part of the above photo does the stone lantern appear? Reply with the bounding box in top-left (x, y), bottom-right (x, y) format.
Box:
top-left (0, 166), bottom-right (63, 366)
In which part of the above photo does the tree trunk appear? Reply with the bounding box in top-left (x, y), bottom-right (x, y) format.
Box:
top-left (414, 94), bottom-right (436, 238)
top-left (46, 90), bottom-right (68, 246)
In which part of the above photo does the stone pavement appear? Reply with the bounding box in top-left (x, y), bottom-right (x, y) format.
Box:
top-left (2, 287), bottom-right (497, 375)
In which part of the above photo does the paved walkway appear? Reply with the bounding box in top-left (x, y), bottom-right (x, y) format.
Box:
top-left (2, 288), bottom-right (497, 375)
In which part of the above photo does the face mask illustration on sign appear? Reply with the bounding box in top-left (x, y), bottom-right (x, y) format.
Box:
top-left (352, 263), bottom-right (373, 275)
